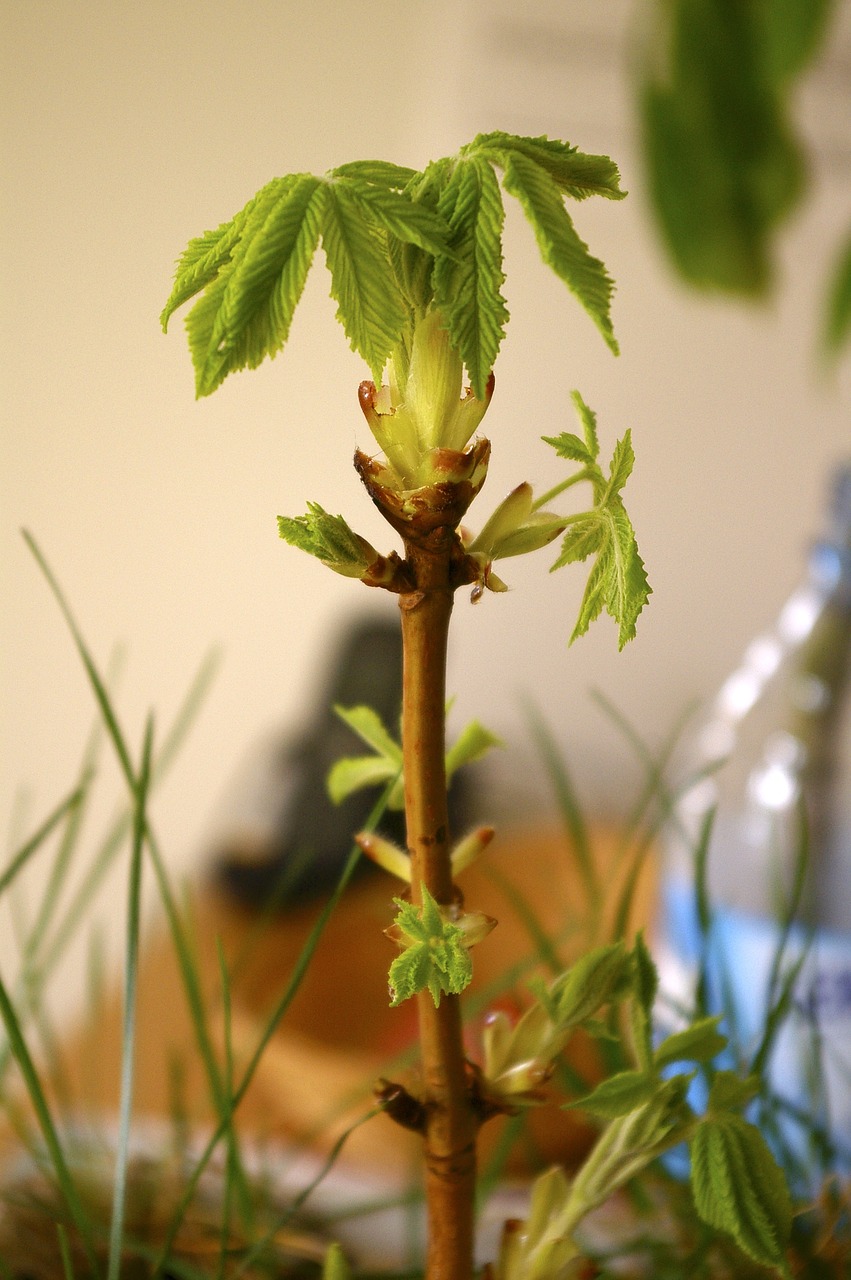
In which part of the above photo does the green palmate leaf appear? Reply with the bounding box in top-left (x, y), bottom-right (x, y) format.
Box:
top-left (473, 132), bottom-right (627, 202)
top-left (333, 174), bottom-right (454, 259)
top-left (188, 175), bottom-right (325, 397)
top-left (321, 180), bottom-right (407, 381)
top-left (434, 153), bottom-right (508, 399)
top-left (556, 500), bottom-right (649, 649)
top-left (639, 0), bottom-right (806, 296)
top-left (546, 402), bottom-right (649, 648)
top-left (690, 1114), bottom-right (792, 1271)
top-left (501, 150), bottom-right (619, 354)
top-left (160, 178), bottom-right (281, 331)
top-left (541, 393), bottom-right (648, 647)
top-left (165, 134), bottom-right (626, 400)
top-left (388, 887), bottom-right (473, 1007)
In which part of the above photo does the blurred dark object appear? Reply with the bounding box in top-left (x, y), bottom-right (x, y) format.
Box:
top-left (213, 615), bottom-right (470, 908)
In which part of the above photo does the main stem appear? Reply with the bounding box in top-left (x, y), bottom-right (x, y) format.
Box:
top-left (400, 535), bottom-right (479, 1280)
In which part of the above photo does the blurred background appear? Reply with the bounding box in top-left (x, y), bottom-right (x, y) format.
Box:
top-left (1, 0), bottom-right (849, 1006)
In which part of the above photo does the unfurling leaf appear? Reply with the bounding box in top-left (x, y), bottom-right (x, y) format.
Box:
top-left (175, 175), bottom-right (325, 397)
top-left (545, 393), bottom-right (650, 648)
top-left (327, 707), bottom-right (498, 808)
top-left (277, 504), bottom-right (380, 578)
top-left (433, 153), bottom-right (508, 400)
top-left (484, 942), bottom-right (633, 1104)
top-left (475, 133), bottom-right (626, 201)
top-left (326, 704), bottom-right (403, 808)
top-left (654, 1015), bottom-right (726, 1069)
top-left (322, 1242), bottom-right (352, 1280)
top-left (445, 720), bottom-right (502, 779)
top-left (566, 1069), bottom-right (658, 1119)
top-left (501, 150), bottom-right (619, 355)
top-left (690, 1114), bottom-right (792, 1271)
top-left (388, 888), bottom-right (474, 1007)
top-left (165, 134), bottom-right (624, 401)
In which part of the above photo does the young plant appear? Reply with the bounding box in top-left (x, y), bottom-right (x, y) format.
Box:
top-left (162, 134), bottom-right (789, 1279)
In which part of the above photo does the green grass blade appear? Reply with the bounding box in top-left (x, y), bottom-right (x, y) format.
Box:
top-left (524, 699), bottom-right (597, 907)
top-left (0, 969), bottom-right (101, 1276)
top-left (481, 858), bottom-right (564, 974)
top-left (24, 532), bottom-right (135, 782)
top-left (152, 781), bottom-right (392, 1275)
top-left (232, 1104), bottom-right (384, 1278)
top-left (39, 642), bottom-right (214, 985)
top-left (106, 716), bottom-right (153, 1280)
top-left (144, 836), bottom-right (256, 1232)
top-left (57, 1225), bottom-right (75, 1280)
top-left (25, 533), bottom-right (250, 1188)
top-left (0, 786), bottom-right (86, 899)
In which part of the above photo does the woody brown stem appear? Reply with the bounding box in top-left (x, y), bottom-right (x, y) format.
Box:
top-left (399, 528), bottom-right (479, 1280)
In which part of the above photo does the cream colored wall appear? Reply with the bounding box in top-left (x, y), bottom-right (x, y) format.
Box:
top-left (1, 1), bottom-right (849, 1013)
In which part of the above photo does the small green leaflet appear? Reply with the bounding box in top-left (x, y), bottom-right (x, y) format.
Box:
top-left (388, 887), bottom-right (473, 1007)
top-left (162, 135), bottom-right (625, 400)
top-left (327, 704), bottom-right (404, 809)
top-left (277, 504), bottom-right (377, 578)
top-left (544, 392), bottom-right (650, 648)
top-left (433, 153), bottom-right (508, 402)
top-left (566, 1068), bottom-right (659, 1120)
top-left (327, 705), bottom-right (499, 809)
top-left (535, 940), bottom-right (632, 1029)
top-left (471, 132), bottom-right (626, 202)
top-left (690, 1114), bottom-right (792, 1272)
top-left (500, 150), bottom-right (618, 354)
top-left (653, 1015), bottom-right (726, 1070)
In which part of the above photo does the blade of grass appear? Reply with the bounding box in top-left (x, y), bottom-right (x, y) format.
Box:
top-left (57, 1223), bottom-right (75, 1280)
top-left (752, 803), bottom-right (811, 1078)
top-left (0, 786), bottom-right (87, 899)
top-left (152, 781), bottom-right (391, 1276)
top-left (590, 690), bottom-right (697, 843)
top-left (28, 653), bottom-right (216, 996)
top-left (480, 858), bottom-right (565, 975)
top-left (0, 969), bottom-right (101, 1276)
top-left (215, 933), bottom-right (256, 1272)
top-left (106, 715), bottom-right (153, 1280)
top-left (25, 658), bottom-right (119, 958)
top-left (232, 1103), bottom-right (385, 1278)
top-left (24, 533), bottom-right (257, 1233)
top-left (693, 807), bottom-right (716, 1019)
top-left (524, 699), bottom-right (597, 908)
top-left (476, 1112), bottom-right (524, 1208)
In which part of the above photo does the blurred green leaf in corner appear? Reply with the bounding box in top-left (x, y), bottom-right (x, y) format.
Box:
top-left (638, 0), bottom-right (849, 355)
